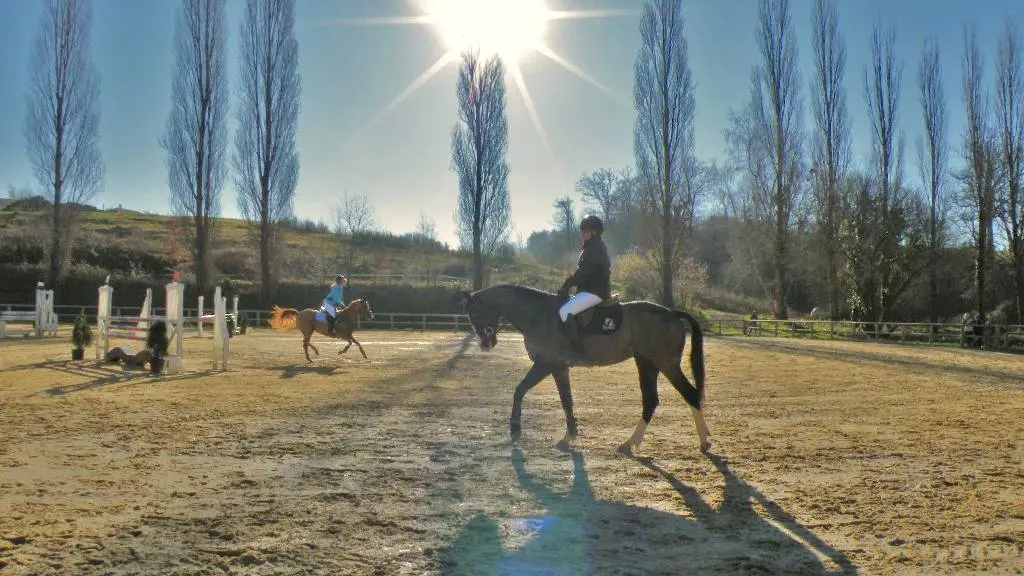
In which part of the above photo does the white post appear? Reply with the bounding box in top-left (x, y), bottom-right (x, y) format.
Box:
top-left (165, 282), bottom-right (185, 374)
top-left (197, 295), bottom-right (205, 336)
top-left (135, 288), bottom-right (152, 338)
top-left (232, 295), bottom-right (239, 334)
top-left (96, 284), bottom-right (112, 361)
top-left (212, 286), bottom-right (229, 370)
top-left (34, 282), bottom-right (44, 337)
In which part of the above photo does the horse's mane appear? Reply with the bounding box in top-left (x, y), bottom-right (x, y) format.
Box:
top-left (480, 284), bottom-right (554, 299)
top-left (340, 297), bottom-right (366, 313)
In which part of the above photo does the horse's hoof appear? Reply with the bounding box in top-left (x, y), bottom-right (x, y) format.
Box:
top-left (700, 441), bottom-right (713, 455)
top-left (554, 436), bottom-right (575, 452)
top-left (617, 442), bottom-right (634, 456)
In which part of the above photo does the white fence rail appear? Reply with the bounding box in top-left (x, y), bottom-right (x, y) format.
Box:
top-left (3, 303), bottom-right (1023, 349)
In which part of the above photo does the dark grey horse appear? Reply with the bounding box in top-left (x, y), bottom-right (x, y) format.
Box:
top-left (457, 284), bottom-right (711, 454)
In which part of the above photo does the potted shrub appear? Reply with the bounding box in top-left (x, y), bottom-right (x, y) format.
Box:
top-left (146, 321), bottom-right (169, 374)
top-left (71, 313), bottom-right (92, 361)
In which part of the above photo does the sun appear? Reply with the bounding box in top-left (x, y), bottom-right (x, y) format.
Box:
top-left (332, 1), bottom-right (639, 153)
top-left (420, 0), bottom-right (550, 62)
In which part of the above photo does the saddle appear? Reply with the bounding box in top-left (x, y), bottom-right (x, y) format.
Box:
top-left (574, 294), bottom-right (623, 335)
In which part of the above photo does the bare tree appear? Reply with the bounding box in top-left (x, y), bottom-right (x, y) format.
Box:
top-left (996, 22), bottom-right (1024, 324)
top-left (24, 0), bottom-right (104, 285)
top-left (748, 0), bottom-right (803, 319)
top-left (575, 168), bottom-right (617, 223)
top-left (332, 192), bottom-right (376, 274)
top-left (918, 37), bottom-right (949, 324)
top-left (161, 0), bottom-right (228, 296)
top-left (959, 27), bottom-right (998, 323)
top-left (332, 192), bottom-right (377, 236)
top-left (809, 0), bottom-right (850, 320)
top-left (863, 23), bottom-right (907, 322)
top-left (416, 212), bottom-right (437, 240)
top-left (452, 50), bottom-right (511, 289)
top-left (234, 0), bottom-right (300, 304)
top-left (633, 0), bottom-right (698, 307)
top-left (552, 196), bottom-right (577, 267)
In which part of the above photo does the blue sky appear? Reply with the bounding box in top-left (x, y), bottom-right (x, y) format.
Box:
top-left (1, 0), bottom-right (1021, 246)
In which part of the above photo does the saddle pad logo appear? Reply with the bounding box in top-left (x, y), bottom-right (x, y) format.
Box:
top-left (602, 317), bottom-right (616, 331)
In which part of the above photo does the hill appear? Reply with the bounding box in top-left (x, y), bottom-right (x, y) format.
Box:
top-left (0, 207), bottom-right (567, 311)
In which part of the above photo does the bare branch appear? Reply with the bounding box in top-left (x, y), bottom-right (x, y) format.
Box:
top-left (862, 21), bottom-right (909, 322)
top-left (233, 0), bottom-right (300, 302)
top-left (332, 193), bottom-right (377, 236)
top-left (918, 36), bottom-right (949, 322)
top-left (995, 21), bottom-right (1024, 323)
top-left (161, 0), bottom-right (229, 294)
top-left (451, 49), bottom-right (511, 289)
top-left (24, 0), bottom-right (104, 284)
top-left (633, 0), bottom-right (698, 307)
top-left (575, 169), bottom-right (617, 223)
top-left (809, 0), bottom-right (849, 319)
top-left (746, 0), bottom-right (803, 318)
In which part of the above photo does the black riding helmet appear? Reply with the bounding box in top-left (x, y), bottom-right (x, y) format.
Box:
top-left (580, 214), bottom-right (603, 235)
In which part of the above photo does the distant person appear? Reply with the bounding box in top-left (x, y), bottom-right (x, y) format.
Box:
top-left (557, 215), bottom-right (611, 358)
top-left (322, 275), bottom-right (348, 335)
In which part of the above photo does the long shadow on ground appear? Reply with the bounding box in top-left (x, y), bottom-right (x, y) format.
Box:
top-left (440, 449), bottom-right (854, 575)
top-left (10, 359), bottom-right (222, 396)
top-left (725, 338), bottom-right (1023, 386)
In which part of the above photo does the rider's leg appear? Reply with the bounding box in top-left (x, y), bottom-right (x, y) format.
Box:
top-left (323, 299), bottom-right (337, 335)
top-left (558, 292), bottom-right (602, 355)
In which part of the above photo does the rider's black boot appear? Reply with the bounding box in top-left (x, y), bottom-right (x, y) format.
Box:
top-left (326, 313), bottom-right (336, 336)
top-left (564, 314), bottom-right (586, 364)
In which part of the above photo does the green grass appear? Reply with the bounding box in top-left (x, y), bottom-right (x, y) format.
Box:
top-left (0, 209), bottom-right (567, 288)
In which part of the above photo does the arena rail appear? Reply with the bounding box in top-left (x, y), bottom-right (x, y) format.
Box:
top-left (4, 303), bottom-right (1022, 349)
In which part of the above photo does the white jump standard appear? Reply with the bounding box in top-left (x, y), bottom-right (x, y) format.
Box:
top-left (96, 281), bottom-right (186, 373)
top-left (0, 282), bottom-right (59, 338)
top-left (197, 293), bottom-right (239, 336)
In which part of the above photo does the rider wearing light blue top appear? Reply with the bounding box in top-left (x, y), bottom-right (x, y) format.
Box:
top-left (323, 275), bottom-right (348, 334)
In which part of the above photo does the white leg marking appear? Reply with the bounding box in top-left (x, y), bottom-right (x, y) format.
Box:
top-left (619, 418), bottom-right (648, 455)
top-left (690, 406), bottom-right (712, 454)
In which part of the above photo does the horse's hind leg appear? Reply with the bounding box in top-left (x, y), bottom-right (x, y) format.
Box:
top-left (552, 367), bottom-right (578, 451)
top-left (619, 355), bottom-right (660, 455)
top-left (663, 363), bottom-right (711, 454)
top-left (303, 332), bottom-right (320, 362)
top-left (338, 341), bottom-right (352, 355)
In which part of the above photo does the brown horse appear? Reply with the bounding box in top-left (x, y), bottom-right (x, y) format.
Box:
top-left (269, 298), bottom-right (375, 362)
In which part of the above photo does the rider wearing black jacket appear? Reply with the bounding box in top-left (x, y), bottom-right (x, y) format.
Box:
top-left (558, 215), bottom-right (611, 357)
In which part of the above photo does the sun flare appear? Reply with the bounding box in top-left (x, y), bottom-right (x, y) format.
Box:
top-left (334, 2), bottom-right (639, 152)
top-left (420, 0), bottom-right (550, 62)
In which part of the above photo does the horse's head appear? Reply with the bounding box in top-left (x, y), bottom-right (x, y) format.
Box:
top-left (354, 298), bottom-right (374, 321)
top-left (457, 290), bottom-right (499, 351)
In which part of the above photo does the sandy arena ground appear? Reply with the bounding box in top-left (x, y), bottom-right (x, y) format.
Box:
top-left (0, 328), bottom-right (1021, 575)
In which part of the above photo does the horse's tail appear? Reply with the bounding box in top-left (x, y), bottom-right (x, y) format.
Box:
top-left (269, 306), bottom-right (300, 332)
top-left (673, 310), bottom-right (706, 405)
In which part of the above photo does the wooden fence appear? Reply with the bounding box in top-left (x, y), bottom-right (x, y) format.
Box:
top-left (2, 303), bottom-right (1022, 350)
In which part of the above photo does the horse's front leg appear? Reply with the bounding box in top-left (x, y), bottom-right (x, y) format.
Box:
top-left (352, 337), bottom-right (368, 359)
top-left (510, 362), bottom-right (553, 441)
top-left (552, 366), bottom-right (578, 451)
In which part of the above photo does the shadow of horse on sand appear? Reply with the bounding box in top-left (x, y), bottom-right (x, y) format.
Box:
top-left (439, 449), bottom-right (855, 575)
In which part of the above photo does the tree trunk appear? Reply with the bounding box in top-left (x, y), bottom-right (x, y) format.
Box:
top-left (1015, 265), bottom-right (1024, 325)
top-left (260, 216), bottom-right (272, 307)
top-left (977, 213), bottom-right (987, 323)
top-left (49, 203), bottom-right (62, 287)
